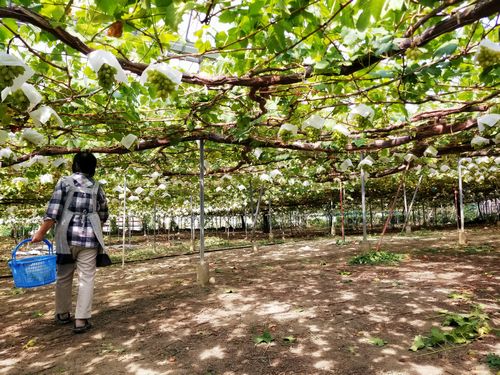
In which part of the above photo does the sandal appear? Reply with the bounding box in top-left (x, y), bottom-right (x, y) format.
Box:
top-left (73, 319), bottom-right (92, 334)
top-left (55, 313), bottom-right (72, 325)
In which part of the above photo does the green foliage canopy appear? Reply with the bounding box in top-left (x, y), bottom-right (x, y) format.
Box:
top-left (0, 0), bottom-right (498, 212)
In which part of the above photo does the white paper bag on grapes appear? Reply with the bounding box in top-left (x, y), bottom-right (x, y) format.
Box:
top-left (358, 156), bottom-right (375, 168)
top-left (29, 105), bottom-right (64, 127)
top-left (476, 39), bottom-right (500, 68)
top-left (121, 133), bottom-right (138, 149)
top-left (2, 83), bottom-right (42, 111)
top-left (259, 173), bottom-right (271, 182)
top-left (140, 63), bottom-right (182, 98)
top-left (325, 120), bottom-right (351, 136)
top-left (304, 115), bottom-right (325, 129)
top-left (0, 147), bottom-right (13, 159)
top-left (270, 169), bottom-right (282, 178)
top-left (52, 158), bottom-right (68, 167)
top-left (278, 123), bottom-right (298, 135)
top-left (404, 153), bottom-right (417, 162)
top-left (351, 104), bottom-right (375, 121)
top-left (21, 128), bottom-right (46, 146)
top-left (13, 156), bottom-right (49, 170)
top-left (0, 52), bottom-right (34, 94)
top-left (140, 62), bottom-right (182, 85)
top-left (88, 50), bottom-right (128, 83)
top-left (339, 158), bottom-right (353, 171)
top-left (40, 173), bottom-right (54, 184)
top-left (12, 177), bottom-right (28, 186)
top-left (477, 113), bottom-right (500, 133)
top-left (471, 135), bottom-right (490, 148)
top-left (424, 145), bottom-right (438, 157)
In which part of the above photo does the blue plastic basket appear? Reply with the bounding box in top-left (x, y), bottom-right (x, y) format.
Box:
top-left (8, 239), bottom-right (56, 288)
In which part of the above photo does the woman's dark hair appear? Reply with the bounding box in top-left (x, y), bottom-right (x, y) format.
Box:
top-left (72, 152), bottom-right (97, 177)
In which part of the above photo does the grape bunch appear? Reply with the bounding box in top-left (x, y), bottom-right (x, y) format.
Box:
top-left (405, 48), bottom-right (420, 60)
top-left (0, 65), bottom-right (25, 90)
top-left (304, 127), bottom-right (321, 142)
top-left (147, 70), bottom-right (177, 99)
top-left (476, 45), bottom-right (500, 68)
top-left (98, 64), bottom-right (117, 90)
top-left (353, 113), bottom-right (371, 130)
top-left (5, 89), bottom-right (29, 111)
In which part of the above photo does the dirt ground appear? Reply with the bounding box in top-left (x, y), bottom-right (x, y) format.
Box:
top-left (0, 227), bottom-right (498, 375)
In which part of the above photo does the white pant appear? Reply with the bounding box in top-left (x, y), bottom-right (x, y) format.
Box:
top-left (55, 246), bottom-right (97, 319)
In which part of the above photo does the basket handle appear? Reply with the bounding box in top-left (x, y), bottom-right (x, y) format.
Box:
top-left (11, 238), bottom-right (53, 260)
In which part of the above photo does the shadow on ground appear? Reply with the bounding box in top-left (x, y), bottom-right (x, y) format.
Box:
top-left (0, 227), bottom-right (498, 375)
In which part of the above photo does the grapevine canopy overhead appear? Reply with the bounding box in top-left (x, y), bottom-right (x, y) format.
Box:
top-left (0, 0), bottom-right (499, 209)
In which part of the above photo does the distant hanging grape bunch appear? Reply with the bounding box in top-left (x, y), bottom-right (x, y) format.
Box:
top-left (0, 65), bottom-right (25, 91)
top-left (476, 39), bottom-right (500, 68)
top-left (405, 47), bottom-right (420, 60)
top-left (353, 114), bottom-right (371, 129)
top-left (147, 70), bottom-right (177, 99)
top-left (98, 64), bottom-right (117, 90)
top-left (5, 89), bottom-right (30, 111)
top-left (350, 104), bottom-right (374, 131)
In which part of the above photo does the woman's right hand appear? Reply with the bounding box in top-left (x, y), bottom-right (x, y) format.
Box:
top-left (31, 231), bottom-right (44, 243)
top-left (31, 219), bottom-right (54, 243)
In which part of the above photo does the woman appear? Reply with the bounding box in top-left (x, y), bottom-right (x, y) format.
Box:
top-left (32, 152), bottom-right (108, 333)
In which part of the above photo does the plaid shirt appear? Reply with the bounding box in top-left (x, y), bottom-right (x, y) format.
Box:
top-left (44, 173), bottom-right (108, 248)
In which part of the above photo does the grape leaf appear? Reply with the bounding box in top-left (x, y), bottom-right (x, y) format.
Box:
top-left (433, 41), bottom-right (458, 58)
top-left (283, 335), bottom-right (296, 343)
top-left (255, 330), bottom-right (274, 344)
top-left (95, 0), bottom-right (118, 15)
top-left (409, 335), bottom-right (426, 351)
top-left (369, 337), bottom-right (387, 346)
top-left (353, 137), bottom-right (367, 147)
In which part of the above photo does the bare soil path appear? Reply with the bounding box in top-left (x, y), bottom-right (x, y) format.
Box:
top-left (0, 227), bottom-right (498, 375)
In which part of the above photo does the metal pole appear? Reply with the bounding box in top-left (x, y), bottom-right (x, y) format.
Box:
top-left (244, 209), bottom-right (248, 238)
top-left (199, 139), bottom-right (205, 262)
top-left (121, 173), bottom-right (127, 267)
top-left (190, 193), bottom-right (195, 250)
top-left (361, 160), bottom-right (367, 241)
top-left (330, 197), bottom-right (335, 236)
top-left (339, 180), bottom-right (345, 242)
top-left (153, 195), bottom-right (157, 252)
top-left (268, 199), bottom-right (273, 240)
top-left (249, 180), bottom-right (254, 229)
top-left (458, 159), bottom-right (465, 232)
top-left (454, 190), bottom-right (460, 230)
top-left (251, 185), bottom-right (264, 239)
top-left (127, 215), bottom-right (135, 247)
top-left (403, 182), bottom-right (408, 223)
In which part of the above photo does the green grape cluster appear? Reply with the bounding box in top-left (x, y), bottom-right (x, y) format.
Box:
top-left (353, 114), bottom-right (371, 130)
top-left (304, 127), bottom-right (321, 142)
top-left (476, 45), bottom-right (500, 68)
top-left (147, 70), bottom-right (176, 99)
top-left (98, 64), bottom-right (117, 90)
top-left (279, 129), bottom-right (295, 142)
top-left (0, 65), bottom-right (25, 90)
top-left (405, 48), bottom-right (420, 60)
top-left (6, 89), bottom-right (29, 111)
